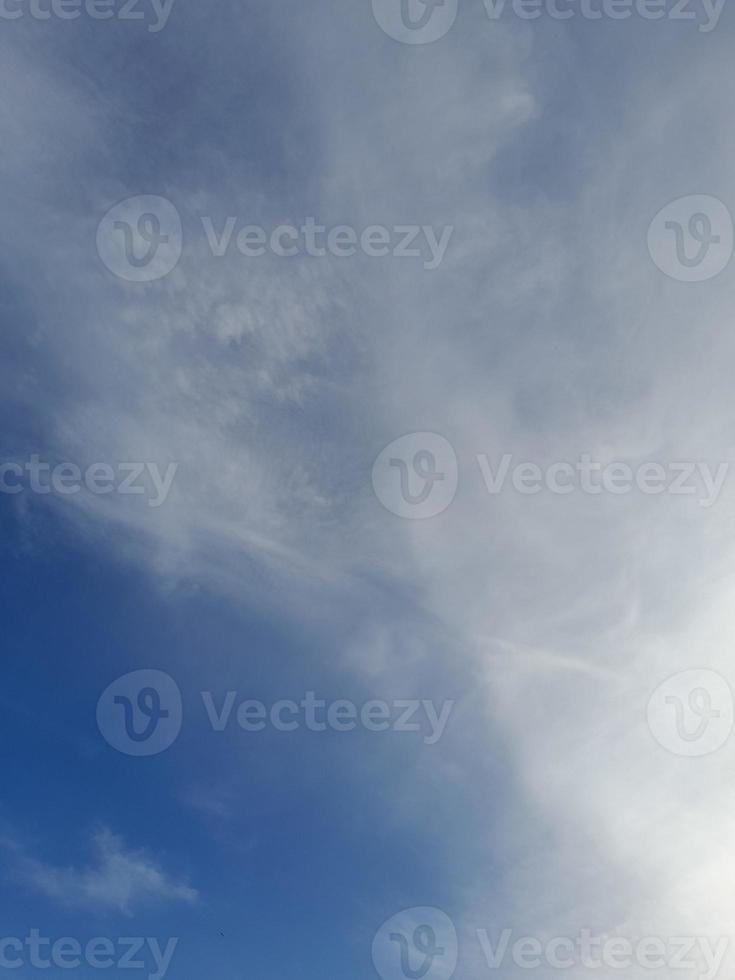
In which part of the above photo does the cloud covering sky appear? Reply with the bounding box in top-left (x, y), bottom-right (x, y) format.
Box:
top-left (1, 1), bottom-right (735, 979)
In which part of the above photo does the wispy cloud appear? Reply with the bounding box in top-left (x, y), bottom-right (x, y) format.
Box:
top-left (13, 828), bottom-right (197, 915)
top-left (3, 3), bottom-right (735, 975)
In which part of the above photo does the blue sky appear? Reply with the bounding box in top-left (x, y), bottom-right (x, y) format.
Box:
top-left (0, 521), bottom-right (478, 978)
top-left (2, 1), bottom-right (735, 980)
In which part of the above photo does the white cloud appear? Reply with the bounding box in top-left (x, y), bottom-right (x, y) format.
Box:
top-left (3, 3), bottom-right (735, 972)
top-left (16, 828), bottom-right (197, 915)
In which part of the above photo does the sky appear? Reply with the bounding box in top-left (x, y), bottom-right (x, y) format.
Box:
top-left (2, 1), bottom-right (735, 979)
